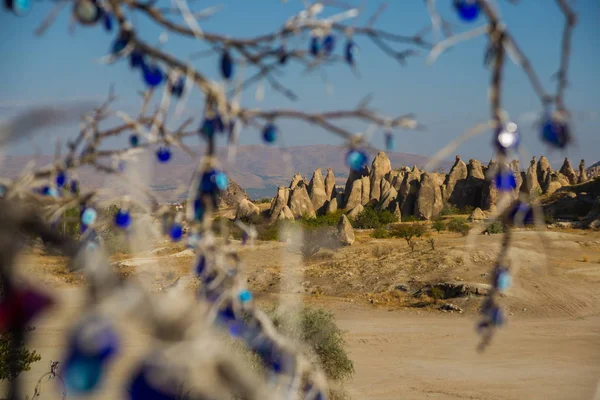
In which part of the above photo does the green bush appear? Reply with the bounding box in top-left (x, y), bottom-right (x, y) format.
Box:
top-left (0, 328), bottom-right (41, 381)
top-left (447, 217), bottom-right (470, 236)
top-left (440, 204), bottom-right (474, 216)
top-left (403, 215), bottom-right (417, 222)
top-left (430, 286), bottom-right (445, 300)
top-left (483, 221), bottom-right (504, 234)
top-left (371, 227), bottom-right (391, 239)
top-left (269, 306), bottom-right (354, 381)
top-left (432, 218), bottom-right (446, 233)
top-left (389, 223), bottom-right (426, 241)
top-left (353, 206), bottom-right (396, 229)
top-left (300, 210), bottom-right (344, 229)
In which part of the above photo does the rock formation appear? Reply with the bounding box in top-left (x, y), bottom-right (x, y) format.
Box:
top-left (522, 157), bottom-right (541, 197)
top-left (236, 198), bottom-right (260, 219)
top-left (347, 204), bottom-right (364, 221)
top-left (337, 214), bottom-right (355, 245)
top-left (537, 156), bottom-right (552, 190)
top-left (307, 168), bottom-right (328, 214)
top-left (468, 207), bottom-right (486, 222)
top-left (269, 187), bottom-right (290, 222)
top-left (578, 160), bottom-right (588, 184)
top-left (218, 178), bottom-right (250, 208)
top-left (345, 179), bottom-right (363, 211)
top-left (445, 156), bottom-right (468, 203)
top-left (324, 168), bottom-right (336, 199)
top-left (326, 197), bottom-right (338, 214)
top-left (288, 182), bottom-right (316, 219)
top-left (415, 173), bottom-right (443, 220)
top-left (360, 176), bottom-right (371, 206)
top-left (399, 165), bottom-right (421, 216)
top-left (369, 152), bottom-right (392, 202)
top-left (290, 173), bottom-right (305, 190)
top-left (559, 157), bottom-right (577, 185)
top-left (277, 205), bottom-right (294, 221)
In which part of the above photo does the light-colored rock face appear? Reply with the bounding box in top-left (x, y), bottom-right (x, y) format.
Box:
top-left (559, 157), bottom-right (577, 185)
top-left (545, 180), bottom-right (563, 195)
top-left (392, 201), bottom-right (402, 222)
top-left (307, 168), bottom-right (328, 214)
top-left (360, 176), bottom-right (371, 206)
top-left (290, 173), bottom-right (304, 190)
top-left (324, 168), bottom-right (336, 199)
top-left (346, 204), bottom-right (364, 221)
top-left (343, 168), bottom-right (366, 207)
top-left (537, 156), bottom-right (552, 188)
top-left (399, 167), bottom-right (421, 217)
top-left (523, 157), bottom-right (541, 197)
top-left (277, 205), bottom-right (294, 221)
top-left (444, 156), bottom-right (468, 201)
top-left (468, 207), bottom-right (486, 221)
top-left (269, 187), bottom-right (290, 221)
top-left (236, 198), bottom-right (260, 219)
top-left (509, 160), bottom-right (523, 194)
top-left (337, 214), bottom-right (355, 246)
top-left (578, 160), bottom-right (588, 184)
top-left (289, 183), bottom-right (316, 219)
top-left (467, 159), bottom-right (485, 180)
top-left (369, 152), bottom-right (392, 202)
top-left (345, 179), bottom-right (363, 211)
top-left (415, 172), bottom-right (443, 220)
top-left (326, 197), bottom-right (338, 214)
top-left (379, 185), bottom-right (398, 211)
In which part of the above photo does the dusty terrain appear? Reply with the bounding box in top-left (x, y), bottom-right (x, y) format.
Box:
top-left (3, 225), bottom-right (600, 399)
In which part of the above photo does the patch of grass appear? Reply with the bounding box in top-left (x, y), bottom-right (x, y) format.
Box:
top-left (300, 210), bottom-right (344, 229)
top-left (403, 215), bottom-right (417, 222)
top-left (483, 221), bottom-right (504, 235)
top-left (371, 227), bottom-right (391, 239)
top-left (447, 217), bottom-right (470, 236)
top-left (440, 204), bottom-right (474, 216)
top-left (353, 206), bottom-right (396, 229)
top-left (430, 286), bottom-right (445, 301)
top-left (371, 245), bottom-right (393, 258)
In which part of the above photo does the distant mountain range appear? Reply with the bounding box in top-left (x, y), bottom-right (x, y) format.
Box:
top-left (0, 144), bottom-right (453, 200)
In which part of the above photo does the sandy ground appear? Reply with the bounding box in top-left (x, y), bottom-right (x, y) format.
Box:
top-left (3, 227), bottom-right (600, 399)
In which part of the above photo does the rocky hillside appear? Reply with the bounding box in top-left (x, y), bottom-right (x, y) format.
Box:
top-left (239, 152), bottom-right (597, 223)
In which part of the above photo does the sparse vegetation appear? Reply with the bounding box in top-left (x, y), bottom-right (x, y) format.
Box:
top-left (372, 245), bottom-right (393, 258)
top-left (402, 215), bottom-right (418, 222)
top-left (389, 223), bottom-right (427, 251)
top-left (447, 217), bottom-right (470, 236)
top-left (254, 197), bottom-right (272, 204)
top-left (0, 328), bottom-right (41, 381)
top-left (353, 206), bottom-right (396, 229)
top-left (430, 287), bottom-right (445, 301)
top-left (440, 204), bottom-right (474, 216)
top-left (483, 221), bottom-right (504, 235)
top-left (427, 237), bottom-right (436, 250)
top-left (432, 218), bottom-right (446, 234)
top-left (300, 210), bottom-right (345, 229)
top-left (371, 227), bottom-right (391, 239)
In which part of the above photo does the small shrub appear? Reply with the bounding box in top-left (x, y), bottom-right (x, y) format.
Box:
top-left (483, 221), bottom-right (504, 235)
top-left (544, 211), bottom-right (555, 225)
top-left (372, 245), bottom-right (393, 258)
top-left (0, 328), bottom-right (41, 381)
top-left (269, 306), bottom-right (354, 381)
top-left (371, 227), bottom-right (391, 239)
top-left (432, 218), bottom-right (446, 234)
top-left (353, 206), bottom-right (397, 229)
top-left (300, 210), bottom-right (344, 229)
top-left (403, 215), bottom-right (417, 222)
top-left (447, 217), bottom-right (470, 236)
top-left (441, 204), bottom-right (474, 216)
top-left (430, 286), bottom-right (445, 300)
top-left (427, 237), bottom-right (435, 250)
top-left (389, 223), bottom-right (426, 251)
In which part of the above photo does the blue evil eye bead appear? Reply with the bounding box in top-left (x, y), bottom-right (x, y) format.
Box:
top-left (129, 362), bottom-right (180, 400)
top-left (493, 266), bottom-right (511, 291)
top-left (103, 11), bottom-right (112, 32)
top-left (170, 77), bottom-right (185, 97)
top-left (310, 36), bottom-right (321, 56)
top-left (541, 114), bottom-right (571, 149)
top-left (156, 146), bottom-right (171, 163)
top-left (346, 149), bottom-right (367, 172)
top-left (193, 198), bottom-right (204, 220)
top-left (262, 123), bottom-right (277, 144)
top-left (195, 255), bottom-right (206, 276)
top-left (81, 208), bottom-right (98, 226)
top-left (454, 0), bottom-right (479, 22)
top-left (42, 186), bottom-right (59, 197)
top-left (385, 131), bottom-right (395, 151)
top-left (200, 118), bottom-right (216, 138)
top-left (6, 0), bottom-right (31, 16)
top-left (495, 121), bottom-right (520, 152)
top-left (508, 201), bottom-right (534, 225)
top-left (200, 169), bottom-right (228, 193)
top-left (220, 50), bottom-right (234, 80)
top-left (70, 180), bottom-right (79, 193)
top-left (488, 306), bottom-right (503, 326)
top-left (142, 63), bottom-right (164, 87)
top-left (56, 171), bottom-right (67, 187)
top-left (111, 31), bottom-right (132, 54)
top-left (322, 34), bottom-right (335, 55)
top-left (169, 223), bottom-right (183, 241)
top-left (73, 0), bottom-right (101, 26)
top-left (238, 289), bottom-right (252, 304)
top-left (345, 40), bottom-right (357, 65)
top-left (278, 45), bottom-right (288, 65)
top-left (494, 171), bottom-right (517, 192)
top-left (129, 133), bottom-right (139, 147)
top-left (129, 49), bottom-right (145, 69)
top-left (63, 318), bottom-right (119, 394)
top-left (114, 209), bottom-right (131, 229)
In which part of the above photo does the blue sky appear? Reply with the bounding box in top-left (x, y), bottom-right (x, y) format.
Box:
top-left (1, 0), bottom-right (599, 167)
